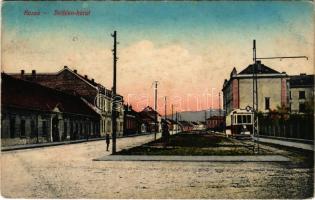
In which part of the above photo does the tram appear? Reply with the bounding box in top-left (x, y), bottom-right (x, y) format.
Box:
top-left (225, 108), bottom-right (254, 139)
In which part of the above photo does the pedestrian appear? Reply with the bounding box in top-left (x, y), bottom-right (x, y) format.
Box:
top-left (105, 133), bottom-right (110, 151)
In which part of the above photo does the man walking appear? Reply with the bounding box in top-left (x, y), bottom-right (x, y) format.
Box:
top-left (105, 133), bottom-right (110, 151)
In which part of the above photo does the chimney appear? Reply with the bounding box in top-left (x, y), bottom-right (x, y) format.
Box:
top-left (32, 70), bottom-right (36, 78)
top-left (256, 60), bottom-right (261, 72)
top-left (74, 69), bottom-right (77, 73)
top-left (84, 75), bottom-right (88, 79)
top-left (91, 78), bottom-right (94, 83)
top-left (21, 70), bottom-right (25, 77)
top-left (64, 66), bottom-right (68, 69)
top-left (256, 60), bottom-right (261, 64)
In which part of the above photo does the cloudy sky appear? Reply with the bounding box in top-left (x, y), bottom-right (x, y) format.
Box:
top-left (2, 1), bottom-right (314, 113)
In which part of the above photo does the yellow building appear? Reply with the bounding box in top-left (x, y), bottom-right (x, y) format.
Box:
top-left (222, 61), bottom-right (289, 115)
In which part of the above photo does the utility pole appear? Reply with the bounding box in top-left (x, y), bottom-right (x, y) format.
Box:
top-left (204, 110), bottom-right (207, 131)
top-left (164, 96), bottom-right (167, 120)
top-left (252, 40), bottom-right (259, 153)
top-left (175, 111), bottom-right (178, 134)
top-left (219, 92), bottom-right (221, 116)
top-left (111, 30), bottom-right (118, 154)
top-left (171, 104), bottom-right (174, 135)
top-left (153, 81), bottom-right (159, 140)
top-left (252, 39), bottom-right (308, 154)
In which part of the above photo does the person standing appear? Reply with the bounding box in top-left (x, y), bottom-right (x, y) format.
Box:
top-left (105, 133), bottom-right (110, 151)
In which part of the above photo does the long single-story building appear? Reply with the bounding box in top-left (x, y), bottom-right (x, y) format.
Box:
top-left (1, 73), bottom-right (101, 147)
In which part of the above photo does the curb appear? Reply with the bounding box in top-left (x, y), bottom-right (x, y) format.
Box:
top-left (1, 133), bottom-right (158, 152)
top-left (93, 155), bottom-right (291, 162)
top-left (253, 137), bottom-right (314, 151)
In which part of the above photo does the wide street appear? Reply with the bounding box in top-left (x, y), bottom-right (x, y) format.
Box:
top-left (1, 133), bottom-right (313, 199)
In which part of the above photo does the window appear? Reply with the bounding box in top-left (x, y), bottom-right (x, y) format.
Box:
top-left (265, 97), bottom-right (270, 110)
top-left (237, 115), bottom-right (242, 124)
top-left (242, 116), bottom-right (246, 123)
top-left (10, 118), bottom-right (16, 138)
top-left (299, 103), bottom-right (306, 113)
top-left (30, 120), bottom-right (36, 137)
top-left (246, 115), bottom-right (251, 124)
top-left (42, 121), bottom-right (47, 136)
top-left (107, 121), bottom-right (111, 132)
top-left (107, 101), bottom-right (111, 112)
top-left (299, 91), bottom-right (305, 99)
top-left (64, 122), bottom-right (67, 139)
top-left (20, 120), bottom-right (26, 138)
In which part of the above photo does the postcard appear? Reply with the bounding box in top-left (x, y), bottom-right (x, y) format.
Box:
top-left (1, 1), bottom-right (314, 199)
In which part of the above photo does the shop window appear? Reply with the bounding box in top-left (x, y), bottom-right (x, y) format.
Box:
top-left (42, 121), bottom-right (47, 136)
top-left (30, 120), bottom-right (36, 138)
top-left (20, 120), bottom-right (26, 138)
top-left (10, 117), bottom-right (16, 138)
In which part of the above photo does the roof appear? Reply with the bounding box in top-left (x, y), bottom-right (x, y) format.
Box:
top-left (223, 61), bottom-right (285, 91)
top-left (178, 121), bottom-right (194, 127)
top-left (191, 121), bottom-right (199, 125)
top-left (239, 61), bottom-right (280, 75)
top-left (9, 67), bottom-right (119, 98)
top-left (1, 73), bottom-right (100, 118)
top-left (141, 106), bottom-right (162, 116)
top-left (289, 74), bottom-right (314, 88)
top-left (206, 116), bottom-right (225, 120)
top-left (124, 105), bottom-right (142, 118)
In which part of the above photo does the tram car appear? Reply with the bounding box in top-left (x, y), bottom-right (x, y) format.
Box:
top-left (225, 108), bottom-right (254, 139)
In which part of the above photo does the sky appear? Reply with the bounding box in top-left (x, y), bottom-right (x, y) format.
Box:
top-left (1, 1), bottom-right (314, 114)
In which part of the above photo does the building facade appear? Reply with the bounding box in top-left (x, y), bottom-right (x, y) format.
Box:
top-left (10, 66), bottom-right (124, 137)
top-left (206, 116), bottom-right (225, 131)
top-left (123, 105), bottom-right (145, 135)
top-left (139, 106), bottom-right (161, 133)
top-left (1, 74), bottom-right (100, 147)
top-left (222, 61), bottom-right (289, 115)
top-left (178, 121), bottom-right (194, 132)
top-left (289, 74), bottom-right (314, 113)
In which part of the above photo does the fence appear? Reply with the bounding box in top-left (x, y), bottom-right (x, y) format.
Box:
top-left (258, 113), bottom-right (314, 141)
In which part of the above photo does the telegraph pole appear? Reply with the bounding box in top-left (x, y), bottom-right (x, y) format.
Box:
top-left (252, 40), bottom-right (258, 153)
top-left (252, 39), bottom-right (308, 154)
top-left (111, 30), bottom-right (118, 154)
top-left (153, 81), bottom-right (159, 140)
top-left (171, 104), bottom-right (174, 134)
top-left (219, 92), bottom-right (221, 116)
top-left (164, 97), bottom-right (167, 120)
top-left (175, 111), bottom-right (178, 134)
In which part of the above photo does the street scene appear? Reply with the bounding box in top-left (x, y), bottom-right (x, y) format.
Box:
top-left (1, 134), bottom-right (313, 199)
top-left (1, 1), bottom-right (314, 199)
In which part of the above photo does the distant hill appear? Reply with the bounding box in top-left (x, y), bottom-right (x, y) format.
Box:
top-left (166, 109), bottom-right (224, 122)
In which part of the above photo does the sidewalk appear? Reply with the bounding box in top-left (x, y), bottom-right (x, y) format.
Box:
top-left (93, 155), bottom-right (290, 162)
top-left (253, 137), bottom-right (314, 151)
top-left (1, 132), bottom-right (158, 152)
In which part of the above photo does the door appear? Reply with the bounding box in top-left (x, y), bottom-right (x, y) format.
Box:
top-left (52, 116), bottom-right (59, 142)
